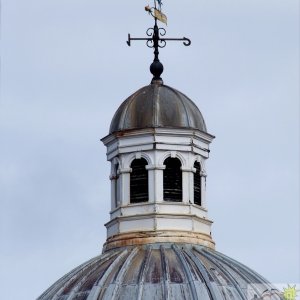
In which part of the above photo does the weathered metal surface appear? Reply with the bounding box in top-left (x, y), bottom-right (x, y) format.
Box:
top-left (109, 83), bottom-right (207, 134)
top-left (37, 244), bottom-right (283, 300)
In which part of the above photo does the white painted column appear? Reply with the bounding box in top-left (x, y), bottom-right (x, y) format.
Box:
top-left (200, 171), bottom-right (207, 208)
top-left (146, 165), bottom-right (165, 203)
top-left (146, 165), bottom-right (155, 203)
top-left (190, 168), bottom-right (196, 204)
top-left (119, 168), bottom-right (131, 206)
top-left (155, 166), bottom-right (165, 203)
top-left (181, 168), bottom-right (191, 204)
top-left (109, 175), bottom-right (116, 210)
top-left (109, 161), bottom-right (121, 210)
top-left (115, 174), bottom-right (121, 208)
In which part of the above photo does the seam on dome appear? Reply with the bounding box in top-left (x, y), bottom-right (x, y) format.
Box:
top-left (199, 250), bottom-right (248, 300)
top-left (121, 87), bottom-right (145, 131)
top-left (166, 85), bottom-right (191, 127)
top-left (214, 250), bottom-right (271, 286)
top-left (153, 84), bottom-right (160, 127)
top-left (38, 256), bottom-right (104, 299)
top-left (190, 101), bottom-right (207, 132)
top-left (166, 85), bottom-right (207, 132)
top-left (187, 247), bottom-right (217, 300)
top-left (172, 245), bottom-right (198, 300)
top-left (201, 249), bottom-right (266, 291)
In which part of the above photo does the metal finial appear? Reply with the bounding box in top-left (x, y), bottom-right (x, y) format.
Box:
top-left (127, 1), bottom-right (191, 84)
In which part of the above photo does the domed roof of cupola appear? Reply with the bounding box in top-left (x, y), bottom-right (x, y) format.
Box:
top-left (109, 82), bottom-right (207, 134)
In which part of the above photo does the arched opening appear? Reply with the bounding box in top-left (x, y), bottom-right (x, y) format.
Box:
top-left (194, 162), bottom-right (201, 206)
top-left (114, 163), bottom-right (119, 208)
top-left (163, 157), bottom-right (182, 202)
top-left (130, 158), bottom-right (148, 203)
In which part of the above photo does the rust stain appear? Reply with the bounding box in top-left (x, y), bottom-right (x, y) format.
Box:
top-left (103, 230), bottom-right (215, 252)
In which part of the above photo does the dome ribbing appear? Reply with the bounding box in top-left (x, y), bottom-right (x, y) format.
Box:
top-left (109, 83), bottom-right (207, 134)
top-left (38, 243), bottom-right (280, 300)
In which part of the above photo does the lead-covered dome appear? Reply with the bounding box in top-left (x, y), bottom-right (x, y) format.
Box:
top-left (109, 83), bottom-right (207, 134)
top-left (38, 243), bottom-right (281, 300)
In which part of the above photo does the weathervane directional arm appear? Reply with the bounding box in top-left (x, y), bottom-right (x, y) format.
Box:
top-left (127, 34), bottom-right (191, 47)
top-left (126, 34), bottom-right (152, 47)
top-left (159, 37), bottom-right (191, 46)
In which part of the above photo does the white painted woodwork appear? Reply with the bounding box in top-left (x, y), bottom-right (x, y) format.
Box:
top-left (102, 127), bottom-right (214, 239)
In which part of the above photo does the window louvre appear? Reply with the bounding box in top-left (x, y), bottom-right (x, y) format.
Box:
top-left (194, 162), bottom-right (201, 206)
top-left (163, 158), bottom-right (182, 202)
top-left (130, 158), bottom-right (148, 203)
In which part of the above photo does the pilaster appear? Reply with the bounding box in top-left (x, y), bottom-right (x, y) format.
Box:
top-left (119, 168), bottom-right (131, 206)
top-left (200, 171), bottom-right (207, 209)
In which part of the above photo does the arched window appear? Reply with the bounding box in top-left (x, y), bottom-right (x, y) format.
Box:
top-left (194, 162), bottom-right (201, 206)
top-left (130, 158), bottom-right (148, 203)
top-left (163, 157), bottom-right (182, 202)
top-left (114, 163), bottom-right (119, 208)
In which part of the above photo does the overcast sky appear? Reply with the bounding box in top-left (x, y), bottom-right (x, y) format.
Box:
top-left (1, 0), bottom-right (299, 299)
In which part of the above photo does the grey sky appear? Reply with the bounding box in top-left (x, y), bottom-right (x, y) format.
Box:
top-left (0, 0), bottom-right (299, 299)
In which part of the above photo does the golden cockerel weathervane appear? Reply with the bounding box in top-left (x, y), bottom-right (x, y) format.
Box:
top-left (145, 0), bottom-right (167, 25)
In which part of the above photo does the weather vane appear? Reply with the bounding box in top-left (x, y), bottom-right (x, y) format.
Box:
top-left (127, 0), bottom-right (191, 83)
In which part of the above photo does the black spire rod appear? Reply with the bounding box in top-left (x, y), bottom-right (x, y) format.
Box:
top-left (127, 3), bottom-right (191, 84)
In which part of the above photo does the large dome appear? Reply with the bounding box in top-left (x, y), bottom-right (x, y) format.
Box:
top-left (38, 243), bottom-right (281, 300)
top-left (109, 83), bottom-right (207, 134)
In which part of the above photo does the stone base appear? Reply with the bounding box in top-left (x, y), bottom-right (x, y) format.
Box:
top-left (102, 230), bottom-right (215, 252)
